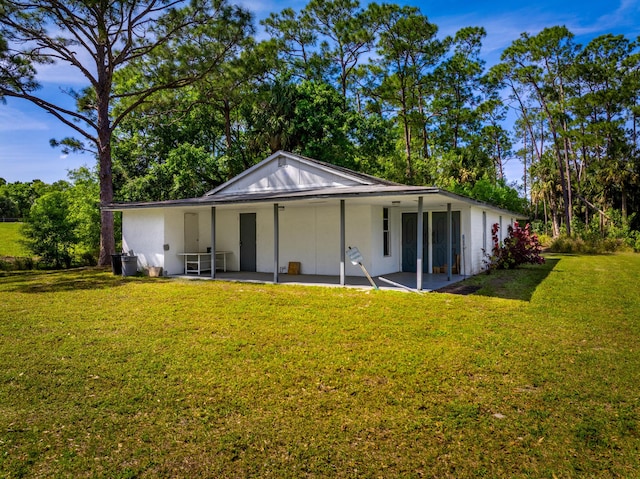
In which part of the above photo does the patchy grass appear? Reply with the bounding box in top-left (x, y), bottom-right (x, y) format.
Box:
top-left (454, 257), bottom-right (560, 301)
top-left (1, 254), bottom-right (639, 478)
top-left (0, 223), bottom-right (29, 257)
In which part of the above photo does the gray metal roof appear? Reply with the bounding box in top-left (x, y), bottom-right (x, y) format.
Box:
top-left (106, 184), bottom-right (439, 209)
top-left (104, 150), bottom-right (526, 218)
top-left (104, 183), bottom-right (526, 218)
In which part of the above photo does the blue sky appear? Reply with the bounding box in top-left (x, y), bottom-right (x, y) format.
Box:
top-left (1, 0), bottom-right (639, 184)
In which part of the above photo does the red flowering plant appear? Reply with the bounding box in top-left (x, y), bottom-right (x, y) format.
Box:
top-left (483, 222), bottom-right (545, 271)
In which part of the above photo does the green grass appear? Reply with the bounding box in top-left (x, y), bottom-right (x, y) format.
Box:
top-left (0, 223), bottom-right (29, 257)
top-left (1, 253), bottom-right (639, 478)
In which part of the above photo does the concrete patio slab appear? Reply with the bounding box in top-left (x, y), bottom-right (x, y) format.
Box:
top-left (170, 271), bottom-right (467, 293)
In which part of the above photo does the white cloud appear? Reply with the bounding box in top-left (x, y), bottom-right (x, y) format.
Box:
top-left (430, 0), bottom-right (640, 65)
top-left (34, 43), bottom-right (96, 87)
top-left (0, 106), bottom-right (49, 132)
top-left (36, 61), bottom-right (93, 87)
top-left (589, 0), bottom-right (640, 34)
top-left (236, 0), bottom-right (307, 16)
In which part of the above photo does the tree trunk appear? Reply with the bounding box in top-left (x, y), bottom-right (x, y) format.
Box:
top-left (523, 130), bottom-right (528, 199)
top-left (545, 112), bottom-right (572, 236)
top-left (223, 99), bottom-right (233, 150)
top-left (548, 192), bottom-right (560, 237)
top-left (98, 143), bottom-right (115, 266)
top-left (417, 94), bottom-right (430, 160)
top-left (621, 184), bottom-right (627, 223)
top-left (400, 85), bottom-right (413, 181)
top-left (403, 113), bottom-right (412, 180)
top-left (562, 132), bottom-right (573, 229)
top-left (529, 80), bottom-right (572, 236)
top-left (97, 78), bottom-right (115, 266)
top-left (496, 139), bottom-right (504, 181)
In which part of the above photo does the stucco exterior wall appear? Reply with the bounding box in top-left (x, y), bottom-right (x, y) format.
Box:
top-left (468, 208), bottom-right (517, 275)
top-left (369, 205), bottom-right (401, 277)
top-left (343, 204), bottom-right (373, 276)
top-left (468, 206), bottom-right (487, 275)
top-left (121, 201), bottom-right (517, 279)
top-left (314, 206), bottom-right (340, 275)
top-left (279, 205), bottom-right (324, 274)
top-left (258, 202), bottom-right (374, 276)
top-left (215, 209), bottom-right (240, 271)
top-left (122, 209), bottom-right (165, 271)
top-left (163, 209), bottom-right (185, 275)
top-left (255, 206), bottom-right (274, 273)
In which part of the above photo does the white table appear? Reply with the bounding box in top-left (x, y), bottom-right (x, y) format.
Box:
top-left (178, 252), bottom-right (231, 275)
top-left (213, 251), bottom-right (231, 272)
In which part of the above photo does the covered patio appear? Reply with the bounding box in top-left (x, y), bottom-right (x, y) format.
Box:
top-left (110, 152), bottom-right (521, 287)
top-left (170, 270), bottom-right (466, 293)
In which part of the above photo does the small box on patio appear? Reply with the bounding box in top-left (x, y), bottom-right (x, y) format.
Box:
top-left (288, 262), bottom-right (301, 275)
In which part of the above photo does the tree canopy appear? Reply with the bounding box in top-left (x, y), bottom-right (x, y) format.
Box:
top-left (0, 0), bottom-right (253, 264)
top-left (3, 0), bottom-right (640, 258)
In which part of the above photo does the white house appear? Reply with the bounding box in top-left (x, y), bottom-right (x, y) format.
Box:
top-left (106, 151), bottom-right (522, 290)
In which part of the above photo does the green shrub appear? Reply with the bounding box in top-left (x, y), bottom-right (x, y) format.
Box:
top-left (548, 235), bottom-right (624, 254)
top-left (78, 251), bottom-right (98, 266)
top-left (14, 256), bottom-right (35, 270)
top-left (537, 233), bottom-right (553, 247)
top-left (22, 191), bottom-right (77, 269)
top-left (628, 231), bottom-right (640, 253)
top-left (0, 256), bottom-right (37, 271)
top-left (484, 222), bottom-right (545, 270)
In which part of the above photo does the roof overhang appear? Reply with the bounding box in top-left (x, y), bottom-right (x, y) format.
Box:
top-left (104, 185), bottom-right (526, 219)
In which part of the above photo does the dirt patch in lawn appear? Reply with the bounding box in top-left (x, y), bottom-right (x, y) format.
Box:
top-left (435, 283), bottom-right (482, 295)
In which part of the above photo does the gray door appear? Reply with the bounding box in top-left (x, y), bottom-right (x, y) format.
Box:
top-left (240, 213), bottom-right (256, 272)
top-left (402, 213), bottom-right (428, 273)
top-left (184, 213), bottom-right (199, 252)
top-left (432, 211), bottom-right (460, 270)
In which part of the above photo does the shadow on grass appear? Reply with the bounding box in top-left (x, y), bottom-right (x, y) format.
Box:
top-left (0, 268), bottom-right (167, 294)
top-left (452, 257), bottom-right (562, 302)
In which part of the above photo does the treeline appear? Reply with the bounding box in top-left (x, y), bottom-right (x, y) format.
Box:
top-left (2, 0), bottom-right (639, 249)
top-left (110, 1), bottom-right (639, 237)
top-left (112, 1), bottom-right (527, 213)
top-left (493, 27), bottom-right (640, 237)
top-left (0, 169), bottom-right (101, 268)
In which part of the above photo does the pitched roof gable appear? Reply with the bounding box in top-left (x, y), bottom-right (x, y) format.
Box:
top-left (204, 151), bottom-right (398, 197)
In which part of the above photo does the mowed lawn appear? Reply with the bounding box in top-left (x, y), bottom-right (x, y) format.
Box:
top-left (0, 223), bottom-right (29, 257)
top-left (1, 254), bottom-right (639, 478)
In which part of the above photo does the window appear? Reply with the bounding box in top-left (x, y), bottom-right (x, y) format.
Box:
top-left (383, 208), bottom-right (391, 256)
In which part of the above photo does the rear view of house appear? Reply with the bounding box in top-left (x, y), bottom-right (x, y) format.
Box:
top-left (106, 151), bottom-right (520, 289)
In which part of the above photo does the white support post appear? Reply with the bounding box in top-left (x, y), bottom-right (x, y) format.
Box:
top-left (417, 196), bottom-right (424, 291)
top-left (427, 211), bottom-right (433, 274)
top-left (340, 199), bottom-right (345, 286)
top-left (447, 203), bottom-right (452, 282)
top-left (210, 207), bottom-right (216, 279)
top-left (274, 203), bottom-right (279, 284)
